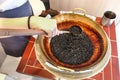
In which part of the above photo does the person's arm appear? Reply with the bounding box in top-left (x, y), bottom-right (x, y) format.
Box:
top-left (0, 17), bottom-right (28, 29)
top-left (0, 16), bottom-right (57, 37)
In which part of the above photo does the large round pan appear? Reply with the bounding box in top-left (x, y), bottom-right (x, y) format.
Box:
top-left (35, 11), bottom-right (111, 79)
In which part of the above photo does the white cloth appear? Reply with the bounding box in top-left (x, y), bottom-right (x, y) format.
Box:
top-left (29, 0), bottom-right (45, 15)
top-left (0, 0), bottom-right (27, 12)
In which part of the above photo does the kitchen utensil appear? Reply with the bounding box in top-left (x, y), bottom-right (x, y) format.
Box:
top-left (35, 8), bottom-right (111, 80)
top-left (101, 11), bottom-right (116, 26)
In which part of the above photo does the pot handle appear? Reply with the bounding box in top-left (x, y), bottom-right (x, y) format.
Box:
top-left (72, 8), bottom-right (86, 16)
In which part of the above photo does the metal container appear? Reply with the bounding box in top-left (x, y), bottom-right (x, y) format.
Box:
top-left (101, 11), bottom-right (116, 26)
top-left (35, 10), bottom-right (111, 79)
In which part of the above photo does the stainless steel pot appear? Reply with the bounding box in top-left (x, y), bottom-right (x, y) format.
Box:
top-left (35, 10), bottom-right (111, 79)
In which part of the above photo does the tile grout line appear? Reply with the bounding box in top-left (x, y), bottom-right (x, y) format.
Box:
top-left (108, 22), bottom-right (114, 80)
top-left (111, 55), bottom-right (119, 58)
top-left (102, 70), bottom-right (104, 80)
top-left (86, 78), bottom-right (95, 80)
top-left (33, 58), bottom-right (37, 66)
top-left (110, 58), bottom-right (113, 80)
top-left (32, 45), bottom-right (42, 68)
top-left (23, 45), bottom-right (34, 73)
top-left (110, 40), bottom-right (117, 42)
top-left (26, 65), bottom-right (44, 69)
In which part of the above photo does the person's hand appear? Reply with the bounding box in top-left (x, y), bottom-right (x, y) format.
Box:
top-left (46, 26), bottom-right (59, 38)
top-left (30, 16), bottom-right (57, 36)
top-left (46, 26), bottom-right (70, 38)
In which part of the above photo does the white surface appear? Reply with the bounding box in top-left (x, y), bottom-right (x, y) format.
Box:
top-left (116, 20), bottom-right (120, 66)
top-left (0, 73), bottom-right (6, 80)
top-left (0, 55), bottom-right (48, 80)
top-left (50, 0), bottom-right (120, 23)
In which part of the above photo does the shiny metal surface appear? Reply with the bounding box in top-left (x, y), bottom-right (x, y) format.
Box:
top-left (35, 13), bottom-right (111, 79)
